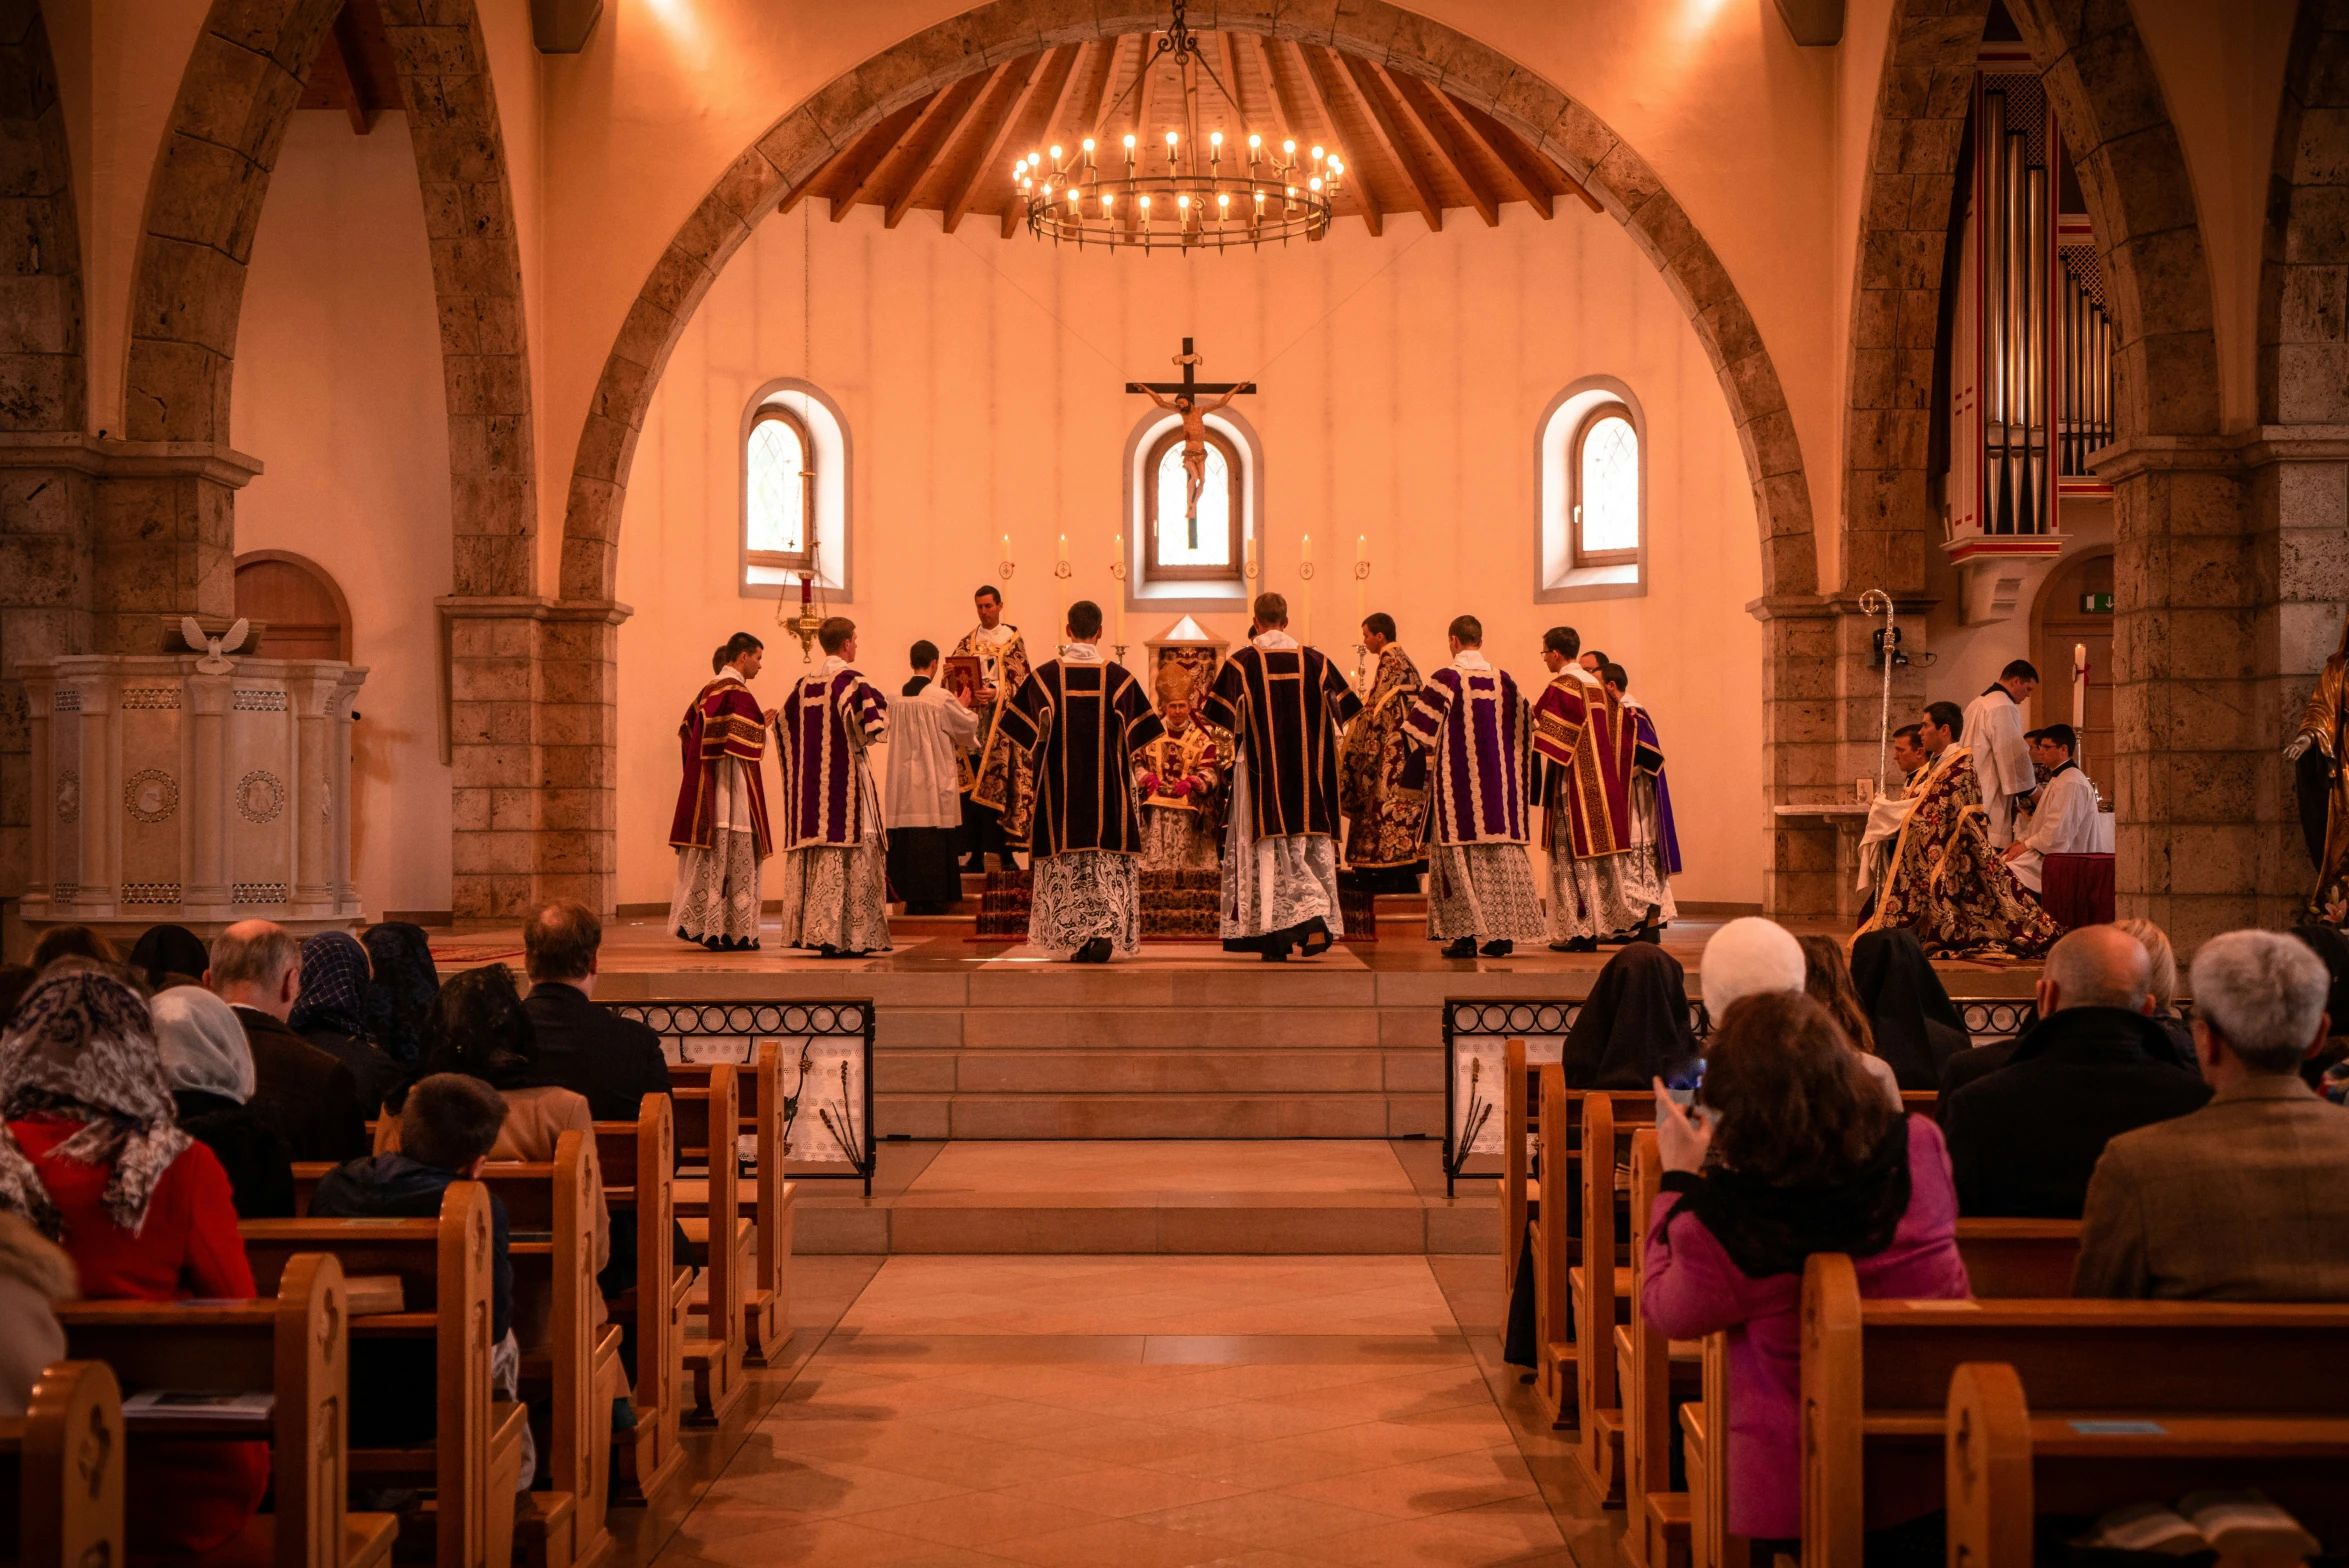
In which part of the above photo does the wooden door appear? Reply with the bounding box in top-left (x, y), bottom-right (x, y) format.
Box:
top-left (2032, 551), bottom-right (2112, 789)
top-left (234, 551), bottom-right (349, 660)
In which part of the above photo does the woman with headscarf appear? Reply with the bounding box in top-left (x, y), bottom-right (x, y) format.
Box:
top-left (128, 923), bottom-right (209, 992)
top-left (0, 969), bottom-right (268, 1554)
top-left (361, 922), bottom-right (440, 1066)
top-left (1848, 928), bottom-right (1972, 1090)
top-left (1798, 935), bottom-right (1904, 1108)
top-left (1561, 944), bottom-right (1699, 1089)
top-left (153, 985), bottom-right (295, 1218)
top-left (292, 930), bottom-right (402, 1115)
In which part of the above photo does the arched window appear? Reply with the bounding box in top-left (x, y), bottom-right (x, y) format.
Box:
top-left (1572, 405), bottom-right (1640, 566)
top-left (1144, 425), bottom-right (1243, 582)
top-left (745, 405), bottom-right (813, 571)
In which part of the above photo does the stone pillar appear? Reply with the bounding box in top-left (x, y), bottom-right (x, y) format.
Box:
top-left (2096, 436), bottom-right (2260, 951)
top-left (291, 669), bottom-right (333, 908)
top-left (186, 672), bottom-right (229, 906)
top-left (438, 594), bottom-right (632, 919)
top-left (72, 669), bottom-right (110, 907)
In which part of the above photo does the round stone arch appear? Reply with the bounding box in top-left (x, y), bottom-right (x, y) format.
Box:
top-left (556, 1), bottom-right (1822, 607)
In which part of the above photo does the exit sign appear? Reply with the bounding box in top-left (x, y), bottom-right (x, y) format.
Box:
top-left (2080, 592), bottom-right (2113, 613)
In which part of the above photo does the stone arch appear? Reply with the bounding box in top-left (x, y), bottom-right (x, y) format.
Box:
top-left (2264, 0), bottom-right (2349, 428)
top-left (556, 1), bottom-right (1820, 606)
top-left (120, 0), bottom-right (536, 597)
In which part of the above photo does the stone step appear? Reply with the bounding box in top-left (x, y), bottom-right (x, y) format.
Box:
top-left (878, 1091), bottom-right (1434, 1140)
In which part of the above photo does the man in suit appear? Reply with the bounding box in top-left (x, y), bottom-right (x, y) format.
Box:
top-left (521, 902), bottom-right (674, 1123)
top-left (1941, 924), bottom-right (2210, 1217)
top-left (207, 920), bottom-right (371, 1162)
top-left (2073, 931), bottom-right (2349, 1300)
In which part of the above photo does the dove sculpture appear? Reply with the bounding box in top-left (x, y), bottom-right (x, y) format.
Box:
top-left (180, 616), bottom-right (251, 674)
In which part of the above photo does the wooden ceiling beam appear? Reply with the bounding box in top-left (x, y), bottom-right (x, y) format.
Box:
top-left (1003, 42), bottom-right (1092, 237)
top-left (875, 72), bottom-right (995, 228)
top-left (1332, 52), bottom-right (1442, 233)
top-left (807, 100), bottom-right (929, 219)
top-left (1240, 32), bottom-right (1294, 155)
top-left (942, 50), bottom-right (1053, 234)
top-left (308, 15), bottom-right (366, 134)
top-left (1383, 68), bottom-right (1498, 227)
top-left (1453, 97), bottom-right (1602, 215)
top-left (1274, 39), bottom-right (1378, 237)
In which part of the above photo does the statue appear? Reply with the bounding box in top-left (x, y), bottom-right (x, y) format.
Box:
top-left (2287, 616), bottom-right (2349, 923)
top-left (1142, 385), bottom-right (1241, 538)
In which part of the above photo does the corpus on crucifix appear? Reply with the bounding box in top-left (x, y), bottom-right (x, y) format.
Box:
top-left (1130, 337), bottom-right (1253, 548)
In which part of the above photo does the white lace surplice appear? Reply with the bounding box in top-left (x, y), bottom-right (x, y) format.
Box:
top-left (1028, 849), bottom-right (1142, 956)
top-left (1546, 848), bottom-right (1652, 941)
top-left (780, 757), bottom-right (892, 952)
top-left (670, 756), bottom-right (764, 942)
top-left (1425, 843), bottom-right (1549, 942)
top-left (1219, 754), bottom-right (1343, 940)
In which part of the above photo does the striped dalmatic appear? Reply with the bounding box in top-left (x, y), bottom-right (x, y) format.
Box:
top-left (1400, 658), bottom-right (1533, 847)
top-left (777, 660), bottom-right (889, 849)
top-left (1529, 668), bottom-right (1634, 860)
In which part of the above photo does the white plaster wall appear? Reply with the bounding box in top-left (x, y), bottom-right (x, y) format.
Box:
top-left (230, 112), bottom-right (454, 918)
top-left (616, 198), bottom-right (1765, 909)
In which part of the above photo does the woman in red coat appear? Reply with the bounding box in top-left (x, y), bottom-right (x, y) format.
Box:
top-left (0, 967), bottom-right (269, 1555)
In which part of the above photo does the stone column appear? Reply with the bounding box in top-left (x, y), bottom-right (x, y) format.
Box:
top-left (20, 664), bottom-right (53, 902)
top-left (330, 668), bottom-right (363, 906)
top-left (290, 669), bottom-right (333, 912)
top-left (186, 672), bottom-right (229, 906)
top-left (71, 669), bottom-right (110, 907)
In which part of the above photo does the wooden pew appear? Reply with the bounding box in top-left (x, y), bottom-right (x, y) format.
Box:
top-left (479, 1131), bottom-right (623, 1568)
top-left (56, 1252), bottom-right (398, 1568)
top-left (594, 1093), bottom-right (687, 1504)
top-left (1569, 1086), bottom-right (1663, 1502)
top-left (670, 1042), bottom-right (796, 1368)
top-left (669, 1061), bottom-right (748, 1425)
top-left (1525, 1068), bottom-right (1656, 1430)
top-left (1945, 1359), bottom-right (2349, 1568)
top-left (1621, 1128), bottom-right (1701, 1568)
top-left (0, 1361), bottom-right (122, 1568)
top-left (1499, 1037), bottom-right (1533, 1308)
top-left (1800, 1256), bottom-right (2349, 1568)
top-left (241, 1184), bottom-right (529, 1568)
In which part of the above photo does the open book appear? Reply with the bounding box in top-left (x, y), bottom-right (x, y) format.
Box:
top-left (2080, 1491), bottom-right (2318, 1561)
top-left (122, 1390), bottom-right (275, 1423)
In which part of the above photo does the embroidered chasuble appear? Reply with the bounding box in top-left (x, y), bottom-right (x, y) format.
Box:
top-left (1202, 644), bottom-right (1363, 841)
top-left (669, 672), bottom-right (773, 945)
top-left (1621, 704), bottom-right (1681, 924)
top-left (776, 661), bottom-right (893, 953)
top-left (995, 658), bottom-right (1165, 856)
top-left (1858, 744), bottom-right (2060, 960)
top-left (1402, 658), bottom-right (1548, 944)
top-left (951, 623), bottom-right (1036, 842)
top-left (1135, 720), bottom-right (1228, 872)
top-left (1339, 644), bottom-right (1432, 879)
top-left (1530, 669), bottom-right (1647, 942)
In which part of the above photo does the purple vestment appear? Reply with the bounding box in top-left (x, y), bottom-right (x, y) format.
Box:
top-left (1399, 664), bottom-right (1532, 846)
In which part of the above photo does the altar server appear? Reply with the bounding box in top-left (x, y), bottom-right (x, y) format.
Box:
top-left (996, 602), bottom-right (1164, 962)
top-left (2003, 723), bottom-right (2099, 893)
top-left (1134, 663), bottom-right (1226, 872)
top-left (1960, 659), bottom-right (2039, 846)
top-left (951, 584), bottom-right (1034, 870)
top-left (1531, 626), bottom-right (1643, 953)
top-left (1338, 612), bottom-right (1431, 893)
top-left (1203, 593), bottom-right (1364, 960)
top-left (776, 618), bottom-right (892, 958)
top-left (668, 632), bottom-right (773, 950)
top-left (1601, 663), bottom-right (1679, 940)
top-left (1403, 616), bottom-right (1547, 958)
top-left (885, 640), bottom-right (980, 915)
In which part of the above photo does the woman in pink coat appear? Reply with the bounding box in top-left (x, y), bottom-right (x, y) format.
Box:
top-left (1641, 991), bottom-right (1970, 1551)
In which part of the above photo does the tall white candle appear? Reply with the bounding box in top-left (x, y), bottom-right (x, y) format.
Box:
top-left (1112, 531), bottom-right (1126, 651)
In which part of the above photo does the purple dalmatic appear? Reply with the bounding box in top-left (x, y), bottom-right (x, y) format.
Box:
top-left (1630, 705), bottom-right (1682, 875)
top-left (777, 662), bottom-right (888, 849)
top-left (1399, 661), bottom-right (1533, 845)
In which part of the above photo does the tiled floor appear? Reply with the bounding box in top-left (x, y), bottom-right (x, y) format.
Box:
top-left (626, 1253), bottom-right (1616, 1568)
top-left (903, 1141), bottom-right (1418, 1197)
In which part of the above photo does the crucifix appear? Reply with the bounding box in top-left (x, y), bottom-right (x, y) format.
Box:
top-left (1128, 337), bottom-right (1254, 548)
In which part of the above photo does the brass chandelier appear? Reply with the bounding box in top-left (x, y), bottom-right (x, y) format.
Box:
top-left (1011, 2), bottom-right (1345, 252)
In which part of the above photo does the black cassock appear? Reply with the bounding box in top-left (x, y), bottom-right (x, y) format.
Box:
top-left (996, 658), bottom-right (1165, 856)
top-left (1202, 643), bottom-right (1363, 841)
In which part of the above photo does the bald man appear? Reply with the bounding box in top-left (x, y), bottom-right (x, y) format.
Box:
top-left (1940, 924), bottom-right (2211, 1218)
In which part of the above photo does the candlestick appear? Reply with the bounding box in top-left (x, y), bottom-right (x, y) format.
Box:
top-left (2073, 641), bottom-right (2088, 779)
top-left (1111, 531), bottom-right (1127, 653)
top-left (1354, 535), bottom-right (1369, 633)
top-left (1244, 534), bottom-right (1256, 583)
top-left (1296, 536), bottom-right (1315, 647)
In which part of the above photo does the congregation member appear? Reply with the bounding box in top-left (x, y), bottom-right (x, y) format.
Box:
top-left (669, 631), bottom-right (774, 951)
top-left (361, 920), bottom-right (441, 1066)
top-left (1941, 925), bottom-right (2210, 1217)
top-left (1699, 915), bottom-right (1809, 1019)
top-left (153, 984), bottom-right (295, 1218)
top-left (1796, 936), bottom-right (1903, 1107)
top-left (0, 966), bottom-right (30, 1027)
top-left (1850, 928), bottom-right (1971, 1089)
top-left (2074, 930), bottom-right (2349, 1300)
top-left (951, 583), bottom-right (1034, 871)
top-left (522, 902), bottom-right (675, 1122)
top-left (1336, 611), bottom-right (1430, 893)
top-left (1530, 626), bottom-right (1641, 952)
top-left (130, 923), bottom-right (208, 991)
top-left (28, 924), bottom-right (113, 974)
top-left (1578, 648), bottom-right (1608, 677)
top-left (0, 1211), bottom-right (72, 1419)
top-left (0, 970), bottom-right (268, 1554)
top-left (291, 930), bottom-right (402, 1114)
top-left (996, 601), bottom-right (1164, 962)
top-left (1133, 663), bottom-right (1226, 872)
top-left (1601, 661), bottom-right (1680, 940)
top-left (775, 617), bottom-right (892, 958)
top-left (1889, 723), bottom-right (1928, 794)
top-left (1960, 658), bottom-right (2039, 845)
top-left (2002, 722), bottom-right (2099, 891)
top-left (1559, 943), bottom-right (1698, 1089)
top-left (208, 919), bottom-right (370, 1162)
top-left (1402, 614), bottom-right (1547, 958)
top-left (2123, 916), bottom-right (2197, 1065)
top-left (1861, 700), bottom-right (2059, 958)
top-left (1640, 990), bottom-right (1969, 1554)
top-left (884, 639), bottom-right (980, 915)
top-left (1204, 593), bottom-right (1362, 960)
top-left (313, 1073), bottom-right (531, 1488)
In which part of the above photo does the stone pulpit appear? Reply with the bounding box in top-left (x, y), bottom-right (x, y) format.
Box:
top-left (17, 647), bottom-right (368, 940)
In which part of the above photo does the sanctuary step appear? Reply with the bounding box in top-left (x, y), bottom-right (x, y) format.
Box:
top-left (791, 1138), bottom-right (1498, 1256)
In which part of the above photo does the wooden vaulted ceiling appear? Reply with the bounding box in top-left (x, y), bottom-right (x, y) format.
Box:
top-left (792, 32), bottom-right (1603, 239)
top-left (297, 0), bottom-right (401, 133)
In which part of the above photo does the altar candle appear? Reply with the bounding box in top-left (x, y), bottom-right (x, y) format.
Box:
top-left (1244, 534), bottom-right (1255, 580)
top-left (2073, 641), bottom-right (2088, 776)
top-left (1355, 534), bottom-right (1367, 626)
top-left (1298, 534), bottom-right (1313, 645)
top-left (1113, 532), bottom-right (1126, 649)
top-left (1001, 532), bottom-right (1011, 567)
